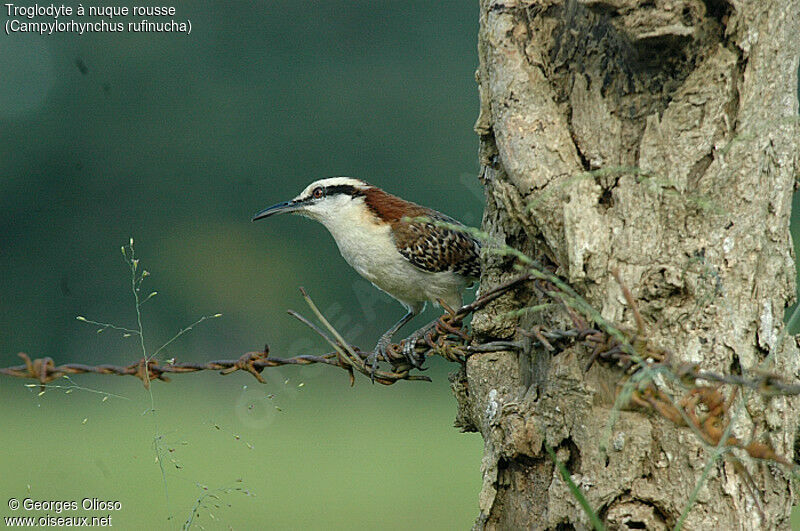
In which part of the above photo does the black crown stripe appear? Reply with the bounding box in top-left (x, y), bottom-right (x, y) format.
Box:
top-left (323, 184), bottom-right (365, 197)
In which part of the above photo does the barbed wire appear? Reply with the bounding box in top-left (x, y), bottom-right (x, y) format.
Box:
top-left (562, 269), bottom-right (799, 469)
top-left (0, 274), bottom-right (532, 388)
top-left (2, 267), bottom-right (798, 470)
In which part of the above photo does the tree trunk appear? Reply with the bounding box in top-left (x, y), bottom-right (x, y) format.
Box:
top-left (456, 0), bottom-right (800, 528)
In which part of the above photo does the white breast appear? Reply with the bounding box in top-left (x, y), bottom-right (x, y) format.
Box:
top-left (305, 196), bottom-right (467, 313)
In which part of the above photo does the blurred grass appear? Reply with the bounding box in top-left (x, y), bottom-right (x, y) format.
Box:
top-left (0, 370), bottom-right (481, 529)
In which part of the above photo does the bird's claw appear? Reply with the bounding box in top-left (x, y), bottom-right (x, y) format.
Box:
top-left (367, 319), bottom-right (432, 381)
top-left (367, 335), bottom-right (391, 383)
top-left (401, 330), bottom-right (429, 369)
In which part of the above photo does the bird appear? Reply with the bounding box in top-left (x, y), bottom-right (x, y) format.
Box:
top-left (252, 177), bottom-right (481, 375)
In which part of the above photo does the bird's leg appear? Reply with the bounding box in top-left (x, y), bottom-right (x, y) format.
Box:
top-left (401, 320), bottom-right (437, 368)
top-left (367, 310), bottom-right (416, 380)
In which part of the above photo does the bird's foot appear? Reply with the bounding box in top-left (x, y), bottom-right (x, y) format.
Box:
top-left (401, 322), bottom-right (436, 369)
top-left (366, 334), bottom-right (392, 383)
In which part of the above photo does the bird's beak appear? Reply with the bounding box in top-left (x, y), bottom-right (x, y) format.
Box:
top-left (252, 200), bottom-right (303, 221)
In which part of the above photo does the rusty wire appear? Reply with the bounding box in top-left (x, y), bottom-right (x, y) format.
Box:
top-left (527, 269), bottom-right (800, 469)
top-left (2, 264), bottom-right (798, 469)
top-left (582, 327), bottom-right (800, 466)
top-left (0, 274), bottom-right (532, 388)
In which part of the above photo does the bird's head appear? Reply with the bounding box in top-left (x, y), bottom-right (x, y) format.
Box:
top-left (252, 177), bottom-right (371, 223)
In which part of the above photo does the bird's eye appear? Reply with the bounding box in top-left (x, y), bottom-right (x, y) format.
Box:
top-left (312, 187), bottom-right (324, 199)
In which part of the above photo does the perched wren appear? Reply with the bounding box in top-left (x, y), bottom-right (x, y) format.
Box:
top-left (252, 177), bottom-right (481, 373)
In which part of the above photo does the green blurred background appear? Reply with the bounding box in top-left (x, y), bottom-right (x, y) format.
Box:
top-left (1, 2), bottom-right (798, 530)
top-left (1, 2), bottom-right (484, 529)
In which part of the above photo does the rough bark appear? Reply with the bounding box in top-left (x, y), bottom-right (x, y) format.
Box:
top-left (456, 0), bottom-right (800, 529)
